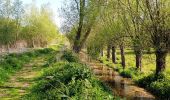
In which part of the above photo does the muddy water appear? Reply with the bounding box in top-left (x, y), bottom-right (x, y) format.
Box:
top-left (79, 52), bottom-right (156, 100)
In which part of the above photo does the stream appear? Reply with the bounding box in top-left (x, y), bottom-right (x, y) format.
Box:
top-left (79, 52), bottom-right (156, 100)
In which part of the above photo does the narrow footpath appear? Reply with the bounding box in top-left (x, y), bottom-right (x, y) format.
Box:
top-left (0, 57), bottom-right (46, 100)
top-left (79, 52), bottom-right (156, 100)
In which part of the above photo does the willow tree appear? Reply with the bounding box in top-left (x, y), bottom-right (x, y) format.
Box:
top-left (118, 0), bottom-right (150, 70)
top-left (144, 0), bottom-right (170, 76)
top-left (61, 0), bottom-right (102, 53)
top-left (100, 0), bottom-right (127, 67)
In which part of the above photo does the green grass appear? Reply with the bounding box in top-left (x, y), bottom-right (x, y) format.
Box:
top-left (99, 49), bottom-right (170, 99)
top-left (0, 47), bottom-right (57, 85)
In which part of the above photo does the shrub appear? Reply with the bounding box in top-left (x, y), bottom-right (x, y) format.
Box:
top-left (120, 69), bottom-right (132, 78)
top-left (35, 48), bottom-right (55, 54)
top-left (149, 79), bottom-right (170, 99)
top-left (4, 57), bottom-right (23, 69)
top-left (61, 50), bottom-right (79, 62)
top-left (23, 51), bottom-right (37, 57)
top-left (135, 73), bottom-right (170, 99)
top-left (0, 68), bottom-right (9, 84)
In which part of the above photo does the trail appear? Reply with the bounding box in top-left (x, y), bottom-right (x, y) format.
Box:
top-left (0, 56), bottom-right (46, 100)
top-left (79, 52), bottom-right (156, 100)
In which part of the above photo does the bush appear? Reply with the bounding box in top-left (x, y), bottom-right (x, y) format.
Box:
top-left (120, 69), bottom-right (132, 78)
top-left (61, 50), bottom-right (79, 62)
top-left (35, 48), bottom-right (55, 54)
top-left (120, 67), bottom-right (140, 78)
top-left (0, 54), bottom-right (26, 84)
top-left (135, 73), bottom-right (170, 99)
top-left (0, 68), bottom-right (9, 84)
top-left (24, 62), bottom-right (114, 100)
top-left (3, 57), bottom-right (23, 69)
top-left (23, 51), bottom-right (37, 57)
top-left (149, 79), bottom-right (170, 99)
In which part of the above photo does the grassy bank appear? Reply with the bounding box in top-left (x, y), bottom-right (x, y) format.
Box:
top-left (24, 50), bottom-right (118, 100)
top-left (99, 49), bottom-right (170, 99)
top-left (0, 47), bottom-right (58, 85)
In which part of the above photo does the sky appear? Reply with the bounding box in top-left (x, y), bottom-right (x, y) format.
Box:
top-left (21, 0), bottom-right (63, 28)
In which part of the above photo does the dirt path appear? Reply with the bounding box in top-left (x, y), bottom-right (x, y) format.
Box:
top-left (0, 57), bottom-right (46, 100)
top-left (79, 52), bottom-right (156, 100)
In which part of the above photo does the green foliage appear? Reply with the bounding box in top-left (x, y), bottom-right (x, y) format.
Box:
top-left (87, 42), bottom-right (101, 59)
top-left (22, 5), bottom-right (58, 47)
top-left (99, 57), bottom-right (113, 67)
top-left (24, 62), bottom-right (114, 100)
top-left (0, 18), bottom-right (18, 45)
top-left (61, 50), bottom-right (79, 62)
top-left (0, 48), bottom-right (56, 84)
top-left (35, 48), bottom-right (55, 55)
top-left (135, 74), bottom-right (170, 99)
top-left (0, 0), bottom-right (24, 46)
top-left (0, 54), bottom-right (27, 84)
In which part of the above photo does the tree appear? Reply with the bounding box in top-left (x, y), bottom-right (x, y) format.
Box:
top-left (144, 0), bottom-right (170, 76)
top-left (12, 0), bottom-right (24, 41)
top-left (118, 0), bottom-right (150, 70)
top-left (0, 0), bottom-right (23, 51)
top-left (22, 3), bottom-right (58, 47)
top-left (61, 0), bottom-right (102, 53)
top-left (0, 18), bottom-right (18, 50)
top-left (12, 0), bottom-right (24, 23)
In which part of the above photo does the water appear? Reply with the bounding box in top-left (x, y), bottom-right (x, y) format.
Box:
top-left (79, 52), bottom-right (156, 100)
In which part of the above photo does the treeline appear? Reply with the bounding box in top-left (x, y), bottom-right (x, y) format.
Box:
top-left (0, 0), bottom-right (58, 51)
top-left (62, 0), bottom-right (170, 77)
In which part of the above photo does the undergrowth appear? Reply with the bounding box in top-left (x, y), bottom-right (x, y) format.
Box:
top-left (24, 50), bottom-right (118, 100)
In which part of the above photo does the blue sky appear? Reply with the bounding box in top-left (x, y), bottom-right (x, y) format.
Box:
top-left (21, 0), bottom-right (63, 28)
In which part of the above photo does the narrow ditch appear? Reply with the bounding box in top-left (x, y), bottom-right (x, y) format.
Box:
top-left (79, 52), bottom-right (156, 100)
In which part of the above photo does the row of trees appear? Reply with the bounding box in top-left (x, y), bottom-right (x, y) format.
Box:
top-left (0, 0), bottom-right (58, 51)
top-left (62, 0), bottom-right (170, 77)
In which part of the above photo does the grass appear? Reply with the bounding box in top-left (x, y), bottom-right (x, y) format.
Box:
top-left (0, 44), bottom-right (65, 99)
top-left (24, 50), bottom-right (118, 100)
top-left (99, 49), bottom-right (170, 99)
top-left (0, 47), bottom-right (59, 85)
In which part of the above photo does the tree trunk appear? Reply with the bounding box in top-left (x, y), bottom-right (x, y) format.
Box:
top-left (73, 45), bottom-right (81, 53)
top-left (135, 50), bottom-right (142, 71)
top-left (155, 50), bottom-right (167, 76)
top-left (120, 45), bottom-right (125, 69)
top-left (107, 45), bottom-right (111, 59)
top-left (72, 0), bottom-right (86, 53)
top-left (112, 46), bottom-right (116, 63)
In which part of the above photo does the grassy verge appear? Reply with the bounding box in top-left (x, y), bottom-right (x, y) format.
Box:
top-left (99, 50), bottom-right (170, 99)
top-left (24, 50), bottom-right (118, 100)
top-left (0, 47), bottom-right (58, 85)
